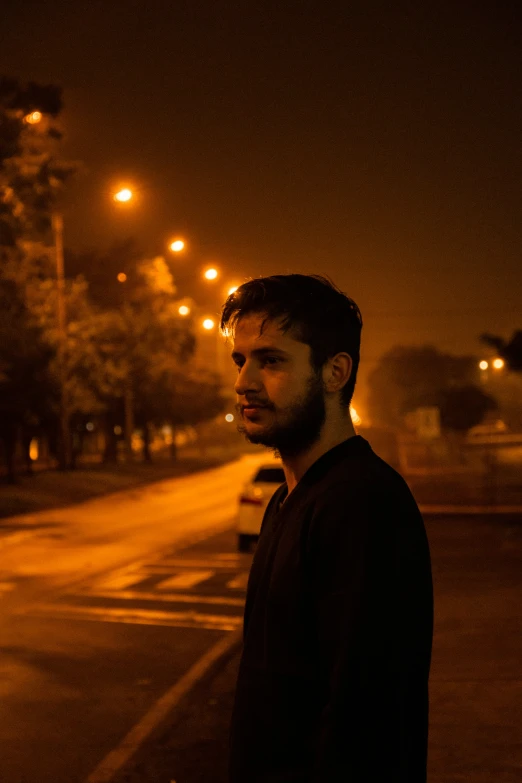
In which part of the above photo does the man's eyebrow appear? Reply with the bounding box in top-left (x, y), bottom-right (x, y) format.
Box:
top-left (231, 347), bottom-right (290, 361)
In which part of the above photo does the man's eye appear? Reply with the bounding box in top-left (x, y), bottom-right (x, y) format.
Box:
top-left (262, 356), bottom-right (281, 365)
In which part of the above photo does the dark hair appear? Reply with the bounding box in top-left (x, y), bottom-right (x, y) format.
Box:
top-left (220, 274), bottom-right (362, 406)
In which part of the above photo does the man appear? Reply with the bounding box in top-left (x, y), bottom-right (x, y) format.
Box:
top-left (221, 274), bottom-right (433, 782)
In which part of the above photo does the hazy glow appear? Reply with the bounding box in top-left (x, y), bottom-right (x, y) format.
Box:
top-left (227, 286), bottom-right (238, 296)
top-left (479, 360), bottom-right (489, 370)
top-left (29, 438), bottom-right (39, 461)
top-left (178, 305), bottom-right (190, 316)
top-left (202, 318), bottom-right (215, 330)
top-left (204, 267), bottom-right (218, 280)
top-left (114, 188), bottom-right (133, 203)
top-left (170, 239), bottom-right (185, 252)
top-left (225, 413), bottom-right (234, 423)
top-left (24, 111), bottom-right (43, 124)
top-left (114, 425), bottom-right (123, 435)
top-left (350, 406), bottom-right (362, 426)
top-left (86, 422), bottom-right (94, 432)
top-left (492, 358), bottom-right (505, 369)
top-left (117, 272), bottom-right (127, 282)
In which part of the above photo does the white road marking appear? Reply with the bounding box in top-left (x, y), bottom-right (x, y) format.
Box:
top-left (84, 627), bottom-right (242, 783)
top-left (84, 589), bottom-right (245, 606)
top-left (226, 572), bottom-right (250, 589)
top-left (153, 557), bottom-right (244, 569)
top-left (34, 603), bottom-right (243, 631)
top-left (92, 570), bottom-right (147, 591)
top-left (156, 569), bottom-right (215, 590)
top-left (0, 581), bottom-right (15, 593)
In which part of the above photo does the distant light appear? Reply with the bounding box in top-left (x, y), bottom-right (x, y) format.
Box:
top-left (114, 188), bottom-right (133, 203)
top-left (227, 286), bottom-right (238, 296)
top-left (114, 425), bottom-right (123, 435)
top-left (204, 267), bottom-right (218, 281)
top-left (117, 272), bottom-right (127, 282)
top-left (203, 318), bottom-right (215, 330)
top-left (479, 360), bottom-right (489, 370)
top-left (350, 406), bottom-right (362, 426)
top-left (225, 413), bottom-right (234, 423)
top-left (178, 305), bottom-right (190, 316)
top-left (29, 438), bottom-right (39, 461)
top-left (169, 239), bottom-right (185, 252)
top-left (24, 111), bottom-right (42, 125)
top-left (86, 422), bottom-right (94, 432)
top-left (492, 358), bottom-right (504, 370)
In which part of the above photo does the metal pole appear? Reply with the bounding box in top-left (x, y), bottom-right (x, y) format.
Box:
top-left (121, 292), bottom-right (135, 462)
top-left (52, 213), bottom-right (71, 470)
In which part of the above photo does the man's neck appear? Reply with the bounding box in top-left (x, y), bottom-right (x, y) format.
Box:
top-left (281, 414), bottom-right (356, 495)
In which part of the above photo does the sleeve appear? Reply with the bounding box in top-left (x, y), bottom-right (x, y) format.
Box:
top-left (307, 485), bottom-right (430, 782)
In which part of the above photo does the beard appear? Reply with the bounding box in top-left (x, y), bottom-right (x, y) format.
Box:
top-left (236, 371), bottom-right (326, 458)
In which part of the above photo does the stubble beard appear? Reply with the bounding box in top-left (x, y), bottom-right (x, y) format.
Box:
top-left (237, 371), bottom-right (326, 458)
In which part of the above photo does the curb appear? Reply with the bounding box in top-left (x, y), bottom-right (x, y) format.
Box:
top-left (419, 504), bottom-right (522, 515)
top-left (85, 629), bottom-right (243, 783)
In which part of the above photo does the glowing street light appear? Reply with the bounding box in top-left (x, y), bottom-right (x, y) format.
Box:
top-left (169, 239), bottom-right (185, 252)
top-left (178, 305), bottom-right (190, 316)
top-left (24, 111), bottom-right (42, 124)
top-left (202, 318), bottom-right (215, 330)
top-left (225, 413), bottom-right (235, 423)
top-left (114, 188), bottom-right (133, 203)
top-left (204, 267), bottom-right (218, 281)
top-left (117, 272), bottom-right (127, 283)
top-left (492, 358), bottom-right (505, 370)
top-left (479, 360), bottom-right (488, 371)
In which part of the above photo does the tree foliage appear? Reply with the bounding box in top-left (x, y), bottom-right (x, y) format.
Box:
top-left (367, 344), bottom-right (494, 433)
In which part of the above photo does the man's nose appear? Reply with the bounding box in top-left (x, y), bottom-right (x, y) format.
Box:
top-left (234, 361), bottom-right (262, 396)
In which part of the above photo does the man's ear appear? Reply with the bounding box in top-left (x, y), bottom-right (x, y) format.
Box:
top-left (322, 353), bottom-right (353, 394)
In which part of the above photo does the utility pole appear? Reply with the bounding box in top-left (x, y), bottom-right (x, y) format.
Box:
top-left (52, 213), bottom-right (72, 470)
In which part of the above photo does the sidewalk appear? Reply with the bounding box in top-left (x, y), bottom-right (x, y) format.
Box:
top-left (112, 510), bottom-right (522, 783)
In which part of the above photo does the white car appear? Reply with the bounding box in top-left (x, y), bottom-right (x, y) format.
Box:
top-left (237, 462), bottom-right (286, 552)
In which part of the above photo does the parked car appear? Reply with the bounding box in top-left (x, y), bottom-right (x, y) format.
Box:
top-left (237, 462), bottom-right (286, 552)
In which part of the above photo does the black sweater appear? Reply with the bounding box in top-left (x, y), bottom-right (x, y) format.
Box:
top-left (229, 436), bottom-right (433, 782)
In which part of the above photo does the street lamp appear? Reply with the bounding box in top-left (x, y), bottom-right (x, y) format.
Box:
top-left (492, 358), bottom-right (505, 370)
top-left (113, 188), bottom-right (133, 203)
top-left (203, 267), bottom-right (219, 281)
top-left (169, 239), bottom-right (185, 253)
top-left (24, 110), bottom-right (42, 125)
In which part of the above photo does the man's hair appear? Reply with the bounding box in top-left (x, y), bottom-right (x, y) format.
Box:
top-left (220, 274), bottom-right (362, 407)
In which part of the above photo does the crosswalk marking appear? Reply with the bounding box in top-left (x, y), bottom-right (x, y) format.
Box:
top-left (226, 572), bottom-right (249, 589)
top-left (156, 569), bottom-right (215, 590)
top-left (93, 570), bottom-right (146, 591)
top-left (33, 603), bottom-right (243, 632)
top-left (82, 589), bottom-right (245, 606)
top-left (152, 558), bottom-right (244, 570)
top-left (84, 590), bottom-right (245, 607)
top-left (0, 581), bottom-right (15, 594)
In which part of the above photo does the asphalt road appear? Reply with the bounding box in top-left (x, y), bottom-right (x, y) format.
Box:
top-left (1, 457), bottom-right (521, 783)
top-left (0, 455), bottom-right (262, 783)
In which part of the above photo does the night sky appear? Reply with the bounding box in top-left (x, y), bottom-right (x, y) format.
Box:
top-left (3, 1), bottom-right (521, 408)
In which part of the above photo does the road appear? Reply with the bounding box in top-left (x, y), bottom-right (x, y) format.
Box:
top-left (0, 455), bottom-right (263, 783)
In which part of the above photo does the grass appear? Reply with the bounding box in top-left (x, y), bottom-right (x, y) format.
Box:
top-left (0, 449), bottom-right (240, 520)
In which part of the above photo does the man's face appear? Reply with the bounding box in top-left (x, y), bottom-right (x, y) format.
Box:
top-left (231, 314), bottom-right (326, 457)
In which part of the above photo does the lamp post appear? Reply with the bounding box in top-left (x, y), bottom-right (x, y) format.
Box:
top-left (116, 272), bottom-right (135, 461)
top-left (52, 212), bottom-right (72, 470)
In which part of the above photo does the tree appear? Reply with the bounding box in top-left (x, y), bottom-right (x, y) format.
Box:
top-left (0, 76), bottom-right (77, 250)
top-left (439, 385), bottom-right (497, 433)
top-left (367, 345), bottom-right (480, 429)
top-left (0, 276), bottom-right (56, 481)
